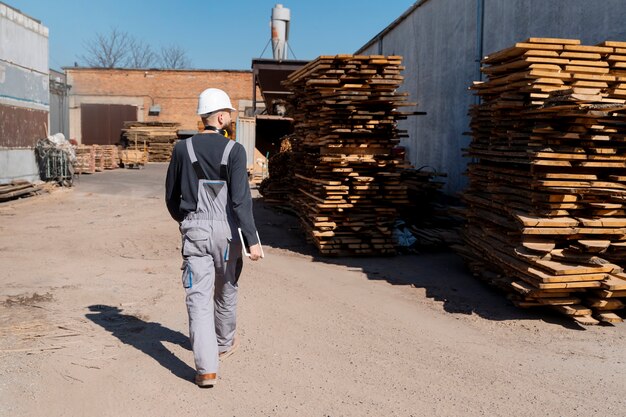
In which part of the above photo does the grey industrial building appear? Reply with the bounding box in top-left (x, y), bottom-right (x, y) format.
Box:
top-left (0, 2), bottom-right (49, 183)
top-left (357, 0), bottom-right (626, 194)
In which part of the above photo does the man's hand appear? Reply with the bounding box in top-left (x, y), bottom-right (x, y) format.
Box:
top-left (249, 244), bottom-right (263, 261)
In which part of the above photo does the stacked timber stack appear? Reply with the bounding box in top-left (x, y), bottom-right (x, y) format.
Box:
top-left (93, 145), bottom-right (104, 172)
top-left (122, 121), bottom-right (180, 162)
top-left (0, 180), bottom-right (43, 202)
top-left (401, 168), bottom-right (446, 210)
top-left (102, 145), bottom-right (119, 169)
top-left (283, 54), bottom-right (417, 256)
top-left (259, 135), bottom-right (297, 206)
top-left (74, 145), bottom-right (96, 174)
top-left (119, 149), bottom-right (148, 168)
top-left (399, 168), bottom-right (456, 248)
top-left (461, 38), bottom-right (626, 325)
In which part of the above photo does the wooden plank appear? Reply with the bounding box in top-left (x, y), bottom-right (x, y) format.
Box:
top-left (594, 312), bottom-right (623, 323)
top-left (514, 213), bottom-right (578, 227)
top-left (573, 315), bottom-right (600, 325)
top-left (526, 38), bottom-right (580, 45)
top-left (533, 259), bottom-right (615, 276)
top-left (585, 298), bottom-right (624, 309)
top-left (563, 44), bottom-right (613, 53)
top-left (553, 305), bottom-right (593, 316)
top-left (602, 274), bottom-right (626, 290)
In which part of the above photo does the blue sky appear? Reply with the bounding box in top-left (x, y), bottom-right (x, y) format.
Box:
top-left (7, 0), bottom-right (416, 71)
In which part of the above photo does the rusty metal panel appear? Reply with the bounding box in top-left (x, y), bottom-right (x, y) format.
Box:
top-left (81, 104), bottom-right (137, 145)
top-left (110, 104), bottom-right (136, 144)
top-left (0, 104), bottom-right (47, 148)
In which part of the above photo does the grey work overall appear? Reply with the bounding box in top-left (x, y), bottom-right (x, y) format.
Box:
top-left (180, 137), bottom-right (242, 376)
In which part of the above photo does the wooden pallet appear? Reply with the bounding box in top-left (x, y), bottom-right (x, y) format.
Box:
top-left (74, 145), bottom-right (96, 174)
top-left (102, 145), bottom-right (120, 169)
top-left (0, 180), bottom-right (43, 202)
top-left (119, 149), bottom-right (148, 168)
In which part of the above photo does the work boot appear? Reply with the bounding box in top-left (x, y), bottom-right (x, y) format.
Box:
top-left (219, 336), bottom-right (239, 360)
top-left (195, 372), bottom-right (217, 388)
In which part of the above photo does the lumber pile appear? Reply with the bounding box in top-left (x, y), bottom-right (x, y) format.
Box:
top-left (74, 145), bottom-right (96, 174)
top-left (259, 136), bottom-right (297, 206)
top-left (283, 54), bottom-right (418, 256)
top-left (73, 144), bottom-right (119, 172)
top-left (401, 167), bottom-right (446, 217)
top-left (93, 145), bottom-right (104, 172)
top-left (122, 121), bottom-right (180, 162)
top-left (119, 149), bottom-right (148, 168)
top-left (399, 168), bottom-right (460, 249)
top-left (461, 38), bottom-right (626, 325)
top-left (102, 145), bottom-right (119, 169)
top-left (0, 180), bottom-right (43, 202)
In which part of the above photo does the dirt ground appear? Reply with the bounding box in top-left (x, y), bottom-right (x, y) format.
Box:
top-left (0, 163), bottom-right (624, 417)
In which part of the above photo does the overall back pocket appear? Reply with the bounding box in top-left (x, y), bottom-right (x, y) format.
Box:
top-left (182, 228), bottom-right (209, 257)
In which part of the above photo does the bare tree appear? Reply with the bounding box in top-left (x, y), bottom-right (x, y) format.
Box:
top-left (160, 45), bottom-right (191, 69)
top-left (127, 38), bottom-right (157, 69)
top-left (80, 28), bottom-right (130, 68)
top-left (81, 29), bottom-right (192, 70)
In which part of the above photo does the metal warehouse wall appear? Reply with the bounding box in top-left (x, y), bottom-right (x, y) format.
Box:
top-left (357, 0), bottom-right (626, 195)
top-left (0, 3), bottom-right (49, 148)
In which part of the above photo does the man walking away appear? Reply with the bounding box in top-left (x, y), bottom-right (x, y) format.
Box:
top-left (165, 88), bottom-right (263, 387)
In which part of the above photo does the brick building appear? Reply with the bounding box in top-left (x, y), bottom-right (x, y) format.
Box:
top-left (65, 68), bottom-right (255, 145)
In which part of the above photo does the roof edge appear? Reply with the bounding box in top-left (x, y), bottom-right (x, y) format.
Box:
top-left (356, 0), bottom-right (432, 54)
top-left (62, 67), bottom-right (252, 73)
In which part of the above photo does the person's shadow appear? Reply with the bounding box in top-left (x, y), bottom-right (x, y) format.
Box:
top-left (86, 305), bottom-right (196, 382)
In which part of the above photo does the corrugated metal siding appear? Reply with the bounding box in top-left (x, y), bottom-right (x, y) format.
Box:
top-left (0, 104), bottom-right (47, 147)
top-left (49, 91), bottom-right (68, 138)
top-left (356, 0), bottom-right (626, 194)
top-left (236, 116), bottom-right (256, 168)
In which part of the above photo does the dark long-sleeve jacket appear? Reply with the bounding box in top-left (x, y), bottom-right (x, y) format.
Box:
top-left (165, 133), bottom-right (259, 245)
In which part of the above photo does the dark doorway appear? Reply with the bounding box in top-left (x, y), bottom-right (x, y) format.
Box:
top-left (81, 104), bottom-right (137, 145)
top-left (255, 117), bottom-right (293, 159)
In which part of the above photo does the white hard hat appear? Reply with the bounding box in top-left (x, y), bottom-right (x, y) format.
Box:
top-left (197, 88), bottom-right (236, 115)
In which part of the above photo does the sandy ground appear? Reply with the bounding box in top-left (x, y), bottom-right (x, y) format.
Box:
top-left (0, 163), bottom-right (624, 417)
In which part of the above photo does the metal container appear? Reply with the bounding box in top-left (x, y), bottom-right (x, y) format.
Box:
top-left (236, 116), bottom-right (256, 169)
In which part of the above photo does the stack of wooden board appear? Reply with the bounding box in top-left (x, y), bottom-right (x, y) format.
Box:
top-left (93, 145), bottom-right (104, 172)
top-left (74, 145), bottom-right (95, 174)
top-left (401, 168), bottom-right (446, 207)
top-left (398, 168), bottom-right (455, 248)
top-left (461, 38), bottom-right (626, 325)
top-left (283, 54), bottom-right (417, 256)
top-left (119, 149), bottom-right (148, 168)
top-left (102, 145), bottom-right (119, 169)
top-left (258, 151), bottom-right (294, 205)
top-left (259, 136), bottom-right (297, 206)
top-left (122, 121), bottom-right (180, 162)
top-left (0, 180), bottom-right (43, 202)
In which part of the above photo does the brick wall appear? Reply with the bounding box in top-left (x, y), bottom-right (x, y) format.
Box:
top-left (65, 68), bottom-right (256, 142)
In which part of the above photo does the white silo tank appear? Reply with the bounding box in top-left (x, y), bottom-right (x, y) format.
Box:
top-left (271, 4), bottom-right (290, 60)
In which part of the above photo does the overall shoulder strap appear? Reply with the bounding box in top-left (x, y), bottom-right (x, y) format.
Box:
top-left (186, 137), bottom-right (207, 180)
top-left (219, 140), bottom-right (236, 181)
